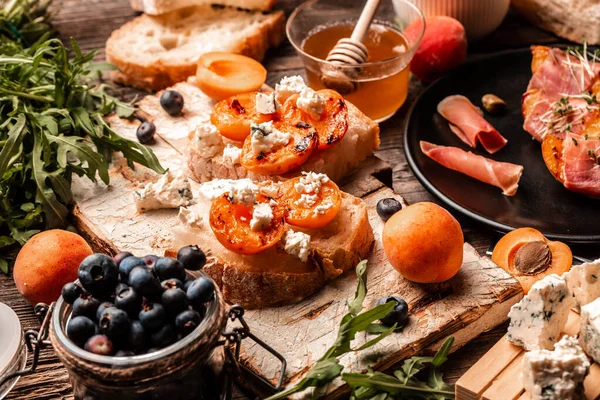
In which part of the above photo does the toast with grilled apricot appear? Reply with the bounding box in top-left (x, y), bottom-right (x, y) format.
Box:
top-left (170, 176), bottom-right (374, 308)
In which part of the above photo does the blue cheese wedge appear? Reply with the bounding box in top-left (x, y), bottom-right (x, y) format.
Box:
top-left (507, 274), bottom-right (573, 350)
top-left (580, 298), bottom-right (600, 364)
top-left (564, 258), bottom-right (600, 309)
top-left (134, 170), bottom-right (193, 213)
top-left (522, 335), bottom-right (590, 400)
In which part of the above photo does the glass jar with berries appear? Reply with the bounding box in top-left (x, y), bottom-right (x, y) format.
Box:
top-left (49, 247), bottom-right (229, 400)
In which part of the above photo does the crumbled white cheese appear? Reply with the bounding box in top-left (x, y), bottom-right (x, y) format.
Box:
top-left (190, 118), bottom-right (223, 158)
top-left (250, 121), bottom-right (290, 155)
top-left (222, 144), bottom-right (242, 166)
top-left (255, 92), bottom-right (278, 114)
top-left (269, 199), bottom-right (278, 207)
top-left (229, 182), bottom-right (256, 206)
top-left (197, 179), bottom-right (257, 202)
top-left (258, 183), bottom-right (279, 199)
top-left (250, 203), bottom-right (273, 231)
top-left (295, 193), bottom-right (318, 207)
top-left (283, 229), bottom-right (311, 263)
top-left (522, 335), bottom-right (590, 400)
top-left (296, 87), bottom-right (325, 120)
top-left (313, 200), bottom-right (334, 216)
top-left (580, 298), bottom-right (600, 364)
top-left (294, 172), bottom-right (330, 194)
top-left (134, 170), bottom-right (193, 212)
top-left (275, 75), bottom-right (308, 103)
top-left (507, 274), bottom-right (574, 350)
top-left (178, 206), bottom-right (203, 229)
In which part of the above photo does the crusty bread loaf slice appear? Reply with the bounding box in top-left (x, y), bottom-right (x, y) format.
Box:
top-left (131, 0), bottom-right (278, 14)
top-left (186, 100), bottom-right (380, 184)
top-left (106, 6), bottom-right (285, 90)
top-left (171, 191), bottom-right (373, 308)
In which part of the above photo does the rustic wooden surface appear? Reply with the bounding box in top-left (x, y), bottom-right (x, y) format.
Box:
top-left (456, 311), bottom-right (600, 400)
top-left (0, 0), bottom-right (597, 399)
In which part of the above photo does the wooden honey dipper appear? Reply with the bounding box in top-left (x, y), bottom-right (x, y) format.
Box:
top-left (321, 0), bottom-right (382, 94)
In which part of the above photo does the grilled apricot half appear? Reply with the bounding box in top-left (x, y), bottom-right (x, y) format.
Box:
top-left (280, 176), bottom-right (342, 229)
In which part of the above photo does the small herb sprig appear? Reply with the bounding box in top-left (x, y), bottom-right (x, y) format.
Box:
top-left (265, 261), bottom-right (455, 399)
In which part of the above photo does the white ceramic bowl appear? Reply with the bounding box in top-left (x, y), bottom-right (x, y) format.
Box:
top-left (407, 0), bottom-right (510, 41)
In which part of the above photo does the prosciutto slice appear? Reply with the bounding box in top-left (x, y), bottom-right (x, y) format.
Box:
top-left (563, 133), bottom-right (600, 197)
top-left (437, 95), bottom-right (508, 154)
top-left (420, 141), bottom-right (524, 196)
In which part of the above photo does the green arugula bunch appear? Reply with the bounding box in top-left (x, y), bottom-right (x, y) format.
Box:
top-left (0, 6), bottom-right (165, 271)
top-left (0, 0), bottom-right (53, 52)
top-left (265, 260), bottom-right (455, 399)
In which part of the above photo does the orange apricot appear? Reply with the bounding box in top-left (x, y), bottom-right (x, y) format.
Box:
top-left (13, 230), bottom-right (93, 305)
top-left (541, 134), bottom-right (565, 183)
top-left (382, 202), bottom-right (464, 283)
top-left (196, 52), bottom-right (267, 101)
top-left (491, 227), bottom-right (573, 294)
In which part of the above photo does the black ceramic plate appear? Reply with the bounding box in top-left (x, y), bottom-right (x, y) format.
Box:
top-left (404, 48), bottom-right (600, 243)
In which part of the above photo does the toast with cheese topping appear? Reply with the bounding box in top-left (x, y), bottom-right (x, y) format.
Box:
top-left (106, 6), bottom-right (285, 90)
top-left (169, 178), bottom-right (374, 308)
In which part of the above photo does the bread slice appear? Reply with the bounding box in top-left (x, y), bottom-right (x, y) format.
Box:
top-left (106, 5), bottom-right (285, 90)
top-left (186, 100), bottom-right (380, 184)
top-left (171, 190), bottom-right (374, 308)
top-left (130, 0), bottom-right (278, 14)
top-left (512, 0), bottom-right (600, 45)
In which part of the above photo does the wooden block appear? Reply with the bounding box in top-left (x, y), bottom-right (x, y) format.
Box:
top-left (456, 334), bottom-right (523, 398)
top-left (481, 353), bottom-right (525, 400)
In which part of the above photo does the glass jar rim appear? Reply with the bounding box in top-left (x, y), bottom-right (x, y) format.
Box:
top-left (286, 0), bottom-right (426, 69)
top-left (52, 276), bottom-right (225, 367)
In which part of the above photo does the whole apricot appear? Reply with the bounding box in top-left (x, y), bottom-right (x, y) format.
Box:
top-left (382, 202), bottom-right (464, 283)
top-left (13, 230), bottom-right (93, 305)
top-left (404, 16), bottom-right (467, 82)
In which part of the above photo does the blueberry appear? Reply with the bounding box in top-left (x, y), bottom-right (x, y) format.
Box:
top-left (183, 278), bottom-right (194, 292)
top-left (154, 257), bottom-right (186, 282)
top-left (84, 334), bottom-right (114, 356)
top-left (128, 320), bottom-right (148, 353)
top-left (113, 251), bottom-right (134, 267)
top-left (142, 255), bottom-right (159, 270)
top-left (98, 308), bottom-right (130, 343)
top-left (376, 198), bottom-right (403, 221)
top-left (114, 350), bottom-right (135, 357)
top-left (78, 254), bottom-right (119, 297)
top-left (73, 294), bottom-right (101, 320)
top-left (139, 301), bottom-right (166, 331)
top-left (115, 282), bottom-right (128, 294)
top-left (150, 324), bottom-right (177, 348)
top-left (118, 256), bottom-right (146, 284)
top-left (175, 310), bottom-right (202, 337)
top-left (129, 266), bottom-right (162, 299)
top-left (376, 296), bottom-right (409, 327)
top-left (177, 245), bottom-right (207, 271)
top-left (96, 302), bottom-right (115, 321)
top-left (160, 90), bottom-right (184, 116)
top-left (62, 282), bottom-right (83, 305)
top-left (67, 316), bottom-right (96, 346)
top-left (136, 121), bottom-right (156, 144)
top-left (187, 276), bottom-right (215, 309)
top-left (161, 278), bottom-right (183, 290)
top-left (115, 286), bottom-right (142, 318)
top-left (161, 288), bottom-right (189, 315)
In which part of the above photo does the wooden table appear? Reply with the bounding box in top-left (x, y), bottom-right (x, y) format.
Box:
top-left (0, 1), bottom-right (596, 398)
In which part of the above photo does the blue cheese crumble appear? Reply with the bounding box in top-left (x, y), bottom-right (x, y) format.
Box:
top-left (134, 170), bottom-right (193, 213)
top-left (250, 121), bottom-right (290, 155)
top-left (250, 203), bottom-right (273, 231)
top-left (284, 229), bottom-right (311, 262)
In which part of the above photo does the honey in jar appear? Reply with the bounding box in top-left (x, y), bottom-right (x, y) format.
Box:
top-left (302, 23), bottom-right (410, 122)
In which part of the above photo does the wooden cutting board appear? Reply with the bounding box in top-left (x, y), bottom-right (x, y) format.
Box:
top-left (70, 86), bottom-right (524, 398)
top-left (456, 310), bottom-right (600, 400)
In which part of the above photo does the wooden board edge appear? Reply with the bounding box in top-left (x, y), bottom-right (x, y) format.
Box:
top-left (71, 204), bottom-right (120, 256)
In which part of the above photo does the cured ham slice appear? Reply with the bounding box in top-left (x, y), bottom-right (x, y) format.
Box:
top-left (437, 95), bottom-right (508, 154)
top-left (563, 133), bottom-right (600, 197)
top-left (528, 46), bottom-right (600, 95)
top-left (420, 141), bottom-right (524, 196)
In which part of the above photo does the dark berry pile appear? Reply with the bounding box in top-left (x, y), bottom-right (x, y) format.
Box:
top-left (62, 245), bottom-right (210, 357)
